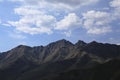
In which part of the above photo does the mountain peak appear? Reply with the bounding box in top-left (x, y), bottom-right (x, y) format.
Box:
top-left (47, 39), bottom-right (74, 47)
top-left (90, 41), bottom-right (98, 44)
top-left (75, 40), bottom-right (86, 48)
top-left (17, 45), bottom-right (29, 47)
top-left (0, 39), bottom-right (120, 80)
top-left (76, 40), bottom-right (86, 45)
top-left (56, 39), bottom-right (69, 43)
top-left (16, 45), bottom-right (31, 49)
top-left (56, 39), bottom-right (74, 46)
top-left (87, 41), bottom-right (101, 46)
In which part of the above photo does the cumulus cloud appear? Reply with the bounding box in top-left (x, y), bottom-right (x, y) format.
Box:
top-left (8, 6), bottom-right (56, 35)
top-left (46, 0), bottom-right (99, 9)
top-left (10, 0), bottom-right (99, 10)
top-left (110, 0), bottom-right (120, 18)
top-left (87, 27), bottom-right (111, 34)
top-left (85, 0), bottom-right (120, 35)
top-left (9, 0), bottom-right (71, 10)
top-left (55, 13), bottom-right (81, 30)
top-left (8, 0), bottom-right (83, 36)
top-left (8, 0), bottom-right (119, 36)
top-left (14, 6), bottom-right (44, 16)
top-left (110, 0), bottom-right (120, 8)
top-left (82, 10), bottom-right (112, 34)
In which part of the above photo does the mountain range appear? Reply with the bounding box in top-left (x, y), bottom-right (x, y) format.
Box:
top-left (0, 39), bottom-right (120, 80)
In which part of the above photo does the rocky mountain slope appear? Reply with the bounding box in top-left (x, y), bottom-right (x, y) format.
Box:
top-left (0, 39), bottom-right (120, 80)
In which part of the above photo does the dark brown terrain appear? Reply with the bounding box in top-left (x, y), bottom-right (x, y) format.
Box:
top-left (0, 39), bottom-right (120, 80)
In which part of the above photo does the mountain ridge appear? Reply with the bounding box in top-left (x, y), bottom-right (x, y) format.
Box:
top-left (0, 39), bottom-right (120, 80)
top-left (1, 39), bottom-right (118, 52)
top-left (0, 39), bottom-right (119, 69)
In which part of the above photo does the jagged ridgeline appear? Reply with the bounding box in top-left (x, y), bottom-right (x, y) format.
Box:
top-left (0, 39), bottom-right (120, 80)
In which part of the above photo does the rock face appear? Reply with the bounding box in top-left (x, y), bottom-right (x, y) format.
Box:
top-left (0, 39), bottom-right (120, 80)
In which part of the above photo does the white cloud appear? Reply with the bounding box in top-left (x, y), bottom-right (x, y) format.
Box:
top-left (9, 0), bottom-right (72, 10)
top-left (8, 6), bottom-right (82, 35)
top-left (63, 31), bottom-right (72, 37)
top-left (45, 0), bottom-right (99, 10)
top-left (110, 0), bottom-right (120, 19)
top-left (87, 27), bottom-right (111, 34)
top-left (14, 6), bottom-right (44, 16)
top-left (8, 0), bottom-right (118, 36)
top-left (110, 0), bottom-right (120, 8)
top-left (55, 13), bottom-right (81, 30)
top-left (82, 10), bottom-right (112, 34)
top-left (8, 6), bottom-right (56, 35)
top-left (9, 0), bottom-right (99, 10)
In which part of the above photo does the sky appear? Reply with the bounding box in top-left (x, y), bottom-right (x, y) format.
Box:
top-left (0, 0), bottom-right (120, 52)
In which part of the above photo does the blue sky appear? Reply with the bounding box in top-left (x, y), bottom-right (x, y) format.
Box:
top-left (0, 0), bottom-right (120, 52)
